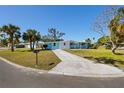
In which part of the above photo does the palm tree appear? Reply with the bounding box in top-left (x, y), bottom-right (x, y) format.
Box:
top-left (23, 29), bottom-right (40, 50)
top-left (0, 24), bottom-right (21, 52)
top-left (85, 38), bottom-right (92, 49)
top-left (35, 32), bottom-right (41, 48)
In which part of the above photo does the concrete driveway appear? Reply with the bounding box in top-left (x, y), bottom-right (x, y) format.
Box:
top-left (49, 49), bottom-right (124, 77)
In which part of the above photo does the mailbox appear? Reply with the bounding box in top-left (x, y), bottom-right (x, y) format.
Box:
top-left (33, 50), bottom-right (40, 53)
top-left (33, 50), bottom-right (40, 66)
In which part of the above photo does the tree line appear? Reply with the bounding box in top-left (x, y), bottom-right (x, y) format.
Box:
top-left (0, 25), bottom-right (65, 52)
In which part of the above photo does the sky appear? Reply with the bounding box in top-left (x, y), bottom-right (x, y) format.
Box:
top-left (0, 5), bottom-right (111, 41)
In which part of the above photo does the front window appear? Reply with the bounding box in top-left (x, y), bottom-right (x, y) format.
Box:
top-left (64, 43), bottom-right (66, 46)
top-left (53, 43), bottom-right (56, 46)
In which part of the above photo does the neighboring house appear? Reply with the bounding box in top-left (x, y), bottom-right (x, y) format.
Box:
top-left (8, 43), bottom-right (12, 48)
top-left (24, 43), bottom-right (30, 48)
top-left (15, 43), bottom-right (25, 48)
top-left (24, 41), bottom-right (44, 49)
top-left (15, 41), bottom-right (44, 49)
top-left (44, 40), bottom-right (89, 50)
top-left (117, 43), bottom-right (124, 50)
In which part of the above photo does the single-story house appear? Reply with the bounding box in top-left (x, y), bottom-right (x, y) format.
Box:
top-left (44, 40), bottom-right (89, 50)
top-left (44, 41), bottom-right (70, 50)
top-left (16, 40), bottom-right (89, 50)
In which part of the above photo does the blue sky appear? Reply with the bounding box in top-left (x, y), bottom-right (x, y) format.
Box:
top-left (0, 5), bottom-right (108, 41)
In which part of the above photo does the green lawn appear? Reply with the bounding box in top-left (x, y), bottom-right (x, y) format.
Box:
top-left (0, 48), bottom-right (61, 70)
top-left (65, 49), bottom-right (124, 68)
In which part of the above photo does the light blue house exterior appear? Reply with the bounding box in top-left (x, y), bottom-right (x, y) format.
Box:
top-left (44, 41), bottom-right (89, 50)
top-left (46, 42), bottom-right (60, 50)
top-left (20, 40), bottom-right (89, 50)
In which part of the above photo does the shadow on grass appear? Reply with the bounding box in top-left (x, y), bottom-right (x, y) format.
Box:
top-left (115, 53), bottom-right (124, 55)
top-left (84, 56), bottom-right (124, 67)
top-left (15, 49), bottom-right (32, 52)
top-left (15, 49), bottom-right (52, 52)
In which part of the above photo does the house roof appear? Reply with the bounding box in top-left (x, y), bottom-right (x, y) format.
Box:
top-left (44, 40), bottom-right (88, 44)
top-left (19, 41), bottom-right (44, 45)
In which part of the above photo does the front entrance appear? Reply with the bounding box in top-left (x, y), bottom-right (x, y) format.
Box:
top-left (52, 42), bottom-right (59, 50)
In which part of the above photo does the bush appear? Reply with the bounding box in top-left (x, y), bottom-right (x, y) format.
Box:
top-left (105, 44), bottom-right (112, 49)
top-left (91, 44), bottom-right (99, 49)
top-left (43, 44), bottom-right (48, 50)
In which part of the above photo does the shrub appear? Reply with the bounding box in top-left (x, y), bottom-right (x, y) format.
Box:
top-left (91, 44), bottom-right (99, 49)
top-left (43, 44), bottom-right (48, 50)
top-left (105, 44), bottom-right (112, 49)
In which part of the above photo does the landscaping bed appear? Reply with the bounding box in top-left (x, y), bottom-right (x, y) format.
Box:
top-left (65, 49), bottom-right (124, 68)
top-left (0, 48), bottom-right (61, 70)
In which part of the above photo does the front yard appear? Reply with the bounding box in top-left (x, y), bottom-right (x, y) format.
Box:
top-left (65, 49), bottom-right (124, 68)
top-left (0, 48), bottom-right (61, 70)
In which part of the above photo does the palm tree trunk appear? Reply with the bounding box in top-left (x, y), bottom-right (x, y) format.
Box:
top-left (30, 41), bottom-right (33, 50)
top-left (32, 41), bottom-right (35, 50)
top-left (36, 41), bottom-right (38, 48)
top-left (11, 34), bottom-right (14, 52)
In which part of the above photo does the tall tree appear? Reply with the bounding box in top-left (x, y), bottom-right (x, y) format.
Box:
top-left (41, 35), bottom-right (51, 42)
top-left (23, 29), bottom-right (41, 50)
top-left (35, 32), bottom-right (41, 48)
top-left (92, 7), bottom-right (124, 54)
top-left (48, 28), bottom-right (65, 41)
top-left (0, 24), bottom-right (21, 52)
top-left (108, 7), bottom-right (124, 54)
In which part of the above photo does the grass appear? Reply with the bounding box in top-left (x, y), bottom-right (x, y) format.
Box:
top-left (65, 49), bottom-right (124, 68)
top-left (0, 48), bottom-right (61, 70)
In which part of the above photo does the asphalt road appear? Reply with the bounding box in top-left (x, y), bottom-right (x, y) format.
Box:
top-left (1, 60), bottom-right (124, 88)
